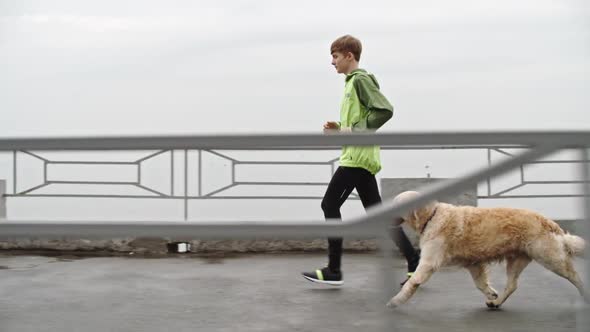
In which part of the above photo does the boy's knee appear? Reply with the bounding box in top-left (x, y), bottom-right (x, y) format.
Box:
top-left (321, 198), bottom-right (337, 214)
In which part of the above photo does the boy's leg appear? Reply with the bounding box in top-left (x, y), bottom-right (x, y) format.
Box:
top-left (321, 167), bottom-right (355, 272)
top-left (390, 226), bottom-right (420, 284)
top-left (302, 167), bottom-right (354, 285)
top-left (354, 169), bottom-right (420, 284)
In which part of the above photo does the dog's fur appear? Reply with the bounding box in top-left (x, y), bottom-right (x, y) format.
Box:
top-left (387, 191), bottom-right (587, 309)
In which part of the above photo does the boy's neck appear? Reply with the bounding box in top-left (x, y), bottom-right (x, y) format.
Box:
top-left (343, 62), bottom-right (359, 75)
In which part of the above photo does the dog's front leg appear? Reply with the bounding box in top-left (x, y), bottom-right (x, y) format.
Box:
top-left (386, 262), bottom-right (436, 308)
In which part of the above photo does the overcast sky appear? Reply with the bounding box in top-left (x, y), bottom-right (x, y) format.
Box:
top-left (1, 0), bottom-right (588, 138)
top-left (0, 1), bottom-right (589, 222)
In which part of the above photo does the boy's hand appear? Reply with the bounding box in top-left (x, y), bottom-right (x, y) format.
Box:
top-left (323, 121), bottom-right (340, 134)
top-left (323, 121), bottom-right (339, 129)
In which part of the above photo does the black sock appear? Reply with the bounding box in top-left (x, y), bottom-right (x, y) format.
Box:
top-left (328, 237), bottom-right (342, 272)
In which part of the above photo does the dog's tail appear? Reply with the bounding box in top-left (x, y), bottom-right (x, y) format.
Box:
top-left (560, 233), bottom-right (586, 257)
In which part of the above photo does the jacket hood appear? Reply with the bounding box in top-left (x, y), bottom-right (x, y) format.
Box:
top-left (346, 69), bottom-right (380, 88)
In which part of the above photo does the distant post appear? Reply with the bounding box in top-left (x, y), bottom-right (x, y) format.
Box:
top-left (0, 180), bottom-right (6, 219)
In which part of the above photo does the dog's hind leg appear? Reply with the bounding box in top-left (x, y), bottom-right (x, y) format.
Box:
top-left (529, 236), bottom-right (587, 300)
top-left (486, 256), bottom-right (531, 309)
top-left (466, 263), bottom-right (498, 302)
top-left (535, 254), bottom-right (586, 299)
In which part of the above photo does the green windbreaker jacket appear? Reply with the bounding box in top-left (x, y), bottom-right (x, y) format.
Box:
top-left (338, 69), bottom-right (393, 174)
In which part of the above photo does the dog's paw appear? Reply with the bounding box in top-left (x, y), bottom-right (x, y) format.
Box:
top-left (486, 300), bottom-right (501, 310)
top-left (486, 290), bottom-right (498, 301)
top-left (386, 298), bottom-right (400, 309)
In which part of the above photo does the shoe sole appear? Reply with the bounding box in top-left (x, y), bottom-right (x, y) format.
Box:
top-left (302, 275), bottom-right (343, 286)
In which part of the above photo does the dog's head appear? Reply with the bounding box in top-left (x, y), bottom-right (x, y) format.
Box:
top-left (392, 191), bottom-right (438, 233)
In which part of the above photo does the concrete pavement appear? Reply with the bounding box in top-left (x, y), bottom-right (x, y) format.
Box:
top-left (0, 252), bottom-right (587, 332)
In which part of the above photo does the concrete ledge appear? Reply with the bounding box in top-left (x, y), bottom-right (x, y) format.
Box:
top-left (0, 238), bottom-right (380, 255)
top-left (0, 219), bottom-right (581, 255)
top-left (0, 221), bottom-right (582, 255)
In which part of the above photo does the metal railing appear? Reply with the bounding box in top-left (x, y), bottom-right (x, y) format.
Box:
top-left (3, 144), bottom-right (587, 221)
top-left (0, 130), bottom-right (588, 331)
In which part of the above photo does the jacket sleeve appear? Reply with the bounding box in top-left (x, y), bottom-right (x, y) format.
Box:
top-left (353, 75), bottom-right (393, 131)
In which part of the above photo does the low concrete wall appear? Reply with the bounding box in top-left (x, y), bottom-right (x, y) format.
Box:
top-left (0, 237), bottom-right (378, 255)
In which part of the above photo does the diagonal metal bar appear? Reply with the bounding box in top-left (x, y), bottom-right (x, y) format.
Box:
top-left (135, 150), bottom-right (167, 163)
top-left (492, 148), bottom-right (514, 157)
top-left (18, 183), bottom-right (49, 195)
top-left (203, 183), bottom-right (237, 197)
top-left (135, 184), bottom-right (167, 197)
top-left (19, 150), bottom-right (49, 162)
top-left (491, 183), bottom-right (526, 197)
top-left (205, 150), bottom-right (238, 162)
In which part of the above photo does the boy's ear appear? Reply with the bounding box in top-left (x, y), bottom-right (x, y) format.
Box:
top-left (345, 51), bottom-right (355, 60)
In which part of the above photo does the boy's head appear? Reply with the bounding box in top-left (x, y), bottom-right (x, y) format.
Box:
top-left (330, 35), bottom-right (362, 74)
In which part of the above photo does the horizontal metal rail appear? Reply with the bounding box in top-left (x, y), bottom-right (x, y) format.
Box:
top-left (1, 131), bottom-right (589, 150)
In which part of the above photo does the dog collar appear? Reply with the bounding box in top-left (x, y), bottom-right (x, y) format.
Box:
top-left (419, 207), bottom-right (438, 235)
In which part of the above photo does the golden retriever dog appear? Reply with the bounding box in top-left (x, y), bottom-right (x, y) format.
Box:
top-left (386, 191), bottom-right (587, 309)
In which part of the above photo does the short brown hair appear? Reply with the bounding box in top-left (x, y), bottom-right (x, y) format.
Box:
top-left (330, 35), bottom-right (362, 61)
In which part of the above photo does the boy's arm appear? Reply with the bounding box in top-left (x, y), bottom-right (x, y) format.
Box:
top-left (353, 75), bottom-right (394, 131)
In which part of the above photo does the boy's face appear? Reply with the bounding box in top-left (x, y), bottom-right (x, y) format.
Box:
top-left (331, 51), bottom-right (354, 74)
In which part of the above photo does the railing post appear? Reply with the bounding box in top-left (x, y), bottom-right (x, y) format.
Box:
top-left (578, 148), bottom-right (590, 332)
top-left (0, 179), bottom-right (6, 219)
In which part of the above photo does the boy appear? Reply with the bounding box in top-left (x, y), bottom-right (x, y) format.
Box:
top-left (302, 35), bottom-right (420, 286)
